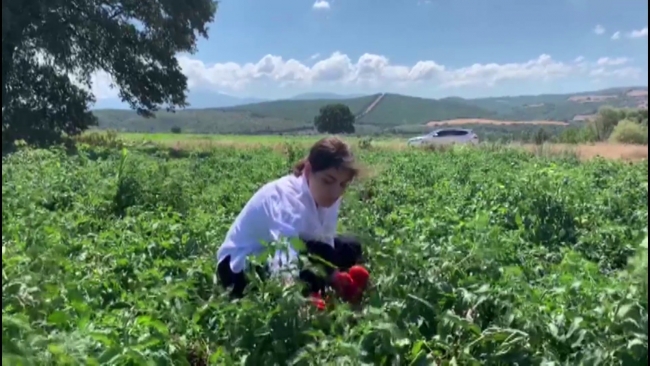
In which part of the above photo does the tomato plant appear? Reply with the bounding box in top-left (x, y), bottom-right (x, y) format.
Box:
top-left (2, 144), bottom-right (647, 365)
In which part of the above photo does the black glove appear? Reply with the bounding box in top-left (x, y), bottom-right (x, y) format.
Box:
top-left (298, 235), bottom-right (365, 295)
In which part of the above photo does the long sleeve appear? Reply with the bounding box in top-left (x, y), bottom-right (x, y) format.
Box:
top-left (263, 191), bottom-right (304, 276)
top-left (216, 176), bottom-right (305, 274)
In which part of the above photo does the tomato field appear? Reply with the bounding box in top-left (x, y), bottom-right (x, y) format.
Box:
top-left (2, 143), bottom-right (648, 365)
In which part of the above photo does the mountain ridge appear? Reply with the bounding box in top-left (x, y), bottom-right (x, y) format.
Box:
top-left (93, 86), bottom-right (648, 135)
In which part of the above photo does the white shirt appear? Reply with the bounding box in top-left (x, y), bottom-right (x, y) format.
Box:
top-left (216, 173), bottom-right (340, 275)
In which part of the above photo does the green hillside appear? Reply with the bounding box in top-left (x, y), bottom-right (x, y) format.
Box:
top-left (465, 87), bottom-right (647, 121)
top-left (224, 94), bottom-right (381, 122)
top-left (357, 93), bottom-right (498, 126)
top-left (93, 86), bottom-right (647, 135)
top-left (94, 109), bottom-right (312, 134)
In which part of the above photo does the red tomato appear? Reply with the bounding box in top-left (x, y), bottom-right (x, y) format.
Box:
top-left (332, 272), bottom-right (357, 301)
top-left (348, 265), bottom-right (369, 290)
top-left (310, 293), bottom-right (326, 311)
top-left (333, 271), bottom-right (353, 289)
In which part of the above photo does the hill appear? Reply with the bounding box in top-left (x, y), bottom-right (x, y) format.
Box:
top-left (94, 109), bottom-right (312, 135)
top-left (289, 92), bottom-right (367, 100)
top-left (182, 92), bottom-right (267, 108)
top-left (356, 93), bottom-right (498, 126)
top-left (93, 86), bottom-right (648, 135)
top-left (92, 92), bottom-right (268, 110)
top-left (224, 94), bottom-right (381, 122)
top-left (459, 87), bottom-right (648, 121)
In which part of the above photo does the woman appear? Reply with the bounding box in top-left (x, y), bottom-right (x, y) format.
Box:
top-left (216, 136), bottom-right (366, 299)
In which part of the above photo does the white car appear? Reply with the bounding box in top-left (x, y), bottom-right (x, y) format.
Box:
top-left (407, 128), bottom-right (479, 147)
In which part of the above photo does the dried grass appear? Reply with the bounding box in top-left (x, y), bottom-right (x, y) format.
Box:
top-left (517, 142), bottom-right (648, 162)
top-left (426, 119), bottom-right (569, 127)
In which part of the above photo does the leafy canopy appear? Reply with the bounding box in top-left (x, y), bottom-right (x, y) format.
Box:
top-left (314, 103), bottom-right (356, 134)
top-left (2, 0), bottom-right (217, 147)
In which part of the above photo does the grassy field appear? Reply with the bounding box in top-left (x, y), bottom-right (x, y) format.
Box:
top-left (118, 132), bottom-right (403, 149)
top-left (116, 132), bottom-right (649, 162)
top-left (2, 138), bottom-right (648, 365)
top-left (120, 132), bottom-right (333, 144)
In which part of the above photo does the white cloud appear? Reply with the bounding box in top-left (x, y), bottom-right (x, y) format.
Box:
top-left (88, 52), bottom-right (643, 100)
top-left (593, 24), bottom-right (606, 35)
top-left (611, 31), bottom-right (621, 40)
top-left (309, 53), bottom-right (321, 61)
top-left (439, 54), bottom-right (573, 88)
top-left (628, 27), bottom-right (648, 38)
top-left (312, 1), bottom-right (330, 10)
top-left (596, 57), bottom-right (630, 66)
top-left (590, 67), bottom-right (642, 79)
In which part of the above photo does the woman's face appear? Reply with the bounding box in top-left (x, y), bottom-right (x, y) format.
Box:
top-left (305, 165), bottom-right (354, 208)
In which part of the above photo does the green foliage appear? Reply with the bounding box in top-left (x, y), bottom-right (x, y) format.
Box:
top-left (587, 106), bottom-right (649, 143)
top-left (557, 126), bottom-right (599, 144)
top-left (624, 108), bottom-right (649, 126)
top-left (609, 119), bottom-right (649, 145)
top-left (627, 235), bottom-right (648, 305)
top-left (591, 107), bottom-right (628, 141)
top-left (314, 104), bottom-right (355, 134)
top-left (2, 143), bottom-right (648, 365)
top-left (2, 0), bottom-right (217, 148)
top-left (73, 130), bottom-right (125, 149)
top-left (533, 127), bottom-right (551, 145)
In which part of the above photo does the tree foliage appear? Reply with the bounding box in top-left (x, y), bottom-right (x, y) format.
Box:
top-left (533, 127), bottom-right (551, 145)
top-left (609, 119), bottom-right (648, 145)
top-left (588, 107), bottom-right (647, 141)
top-left (590, 107), bottom-right (627, 141)
top-left (557, 126), bottom-right (598, 144)
top-left (313, 103), bottom-right (355, 134)
top-left (2, 0), bottom-right (217, 147)
top-left (551, 106), bottom-right (650, 145)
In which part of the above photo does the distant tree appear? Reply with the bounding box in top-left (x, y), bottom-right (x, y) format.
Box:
top-left (625, 108), bottom-right (648, 126)
top-left (2, 0), bottom-right (217, 148)
top-left (590, 107), bottom-right (626, 141)
top-left (314, 104), bottom-right (355, 134)
top-left (534, 127), bottom-right (550, 145)
top-left (609, 119), bottom-right (648, 145)
top-left (171, 126), bottom-right (182, 134)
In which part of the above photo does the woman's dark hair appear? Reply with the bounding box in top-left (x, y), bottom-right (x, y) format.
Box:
top-left (293, 136), bottom-right (360, 178)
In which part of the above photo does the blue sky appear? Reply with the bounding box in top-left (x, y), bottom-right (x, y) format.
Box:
top-left (92, 0), bottom-right (648, 107)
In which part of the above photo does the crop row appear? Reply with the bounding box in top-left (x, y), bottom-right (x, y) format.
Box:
top-left (2, 145), bottom-right (648, 365)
